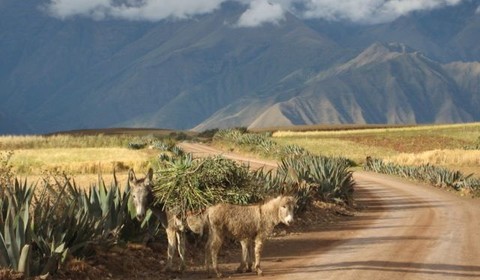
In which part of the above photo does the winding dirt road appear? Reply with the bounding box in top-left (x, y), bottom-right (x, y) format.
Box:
top-left (178, 142), bottom-right (480, 280)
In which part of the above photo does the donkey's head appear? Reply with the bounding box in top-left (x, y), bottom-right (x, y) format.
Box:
top-left (277, 195), bottom-right (296, 226)
top-left (129, 168), bottom-right (154, 221)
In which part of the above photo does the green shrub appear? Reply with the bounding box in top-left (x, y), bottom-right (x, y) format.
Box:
top-left (271, 155), bottom-right (354, 211)
top-left (212, 129), bottom-right (355, 210)
top-left (364, 157), bottom-right (480, 194)
top-left (152, 154), bottom-right (264, 217)
top-left (0, 174), bottom-right (139, 277)
top-left (213, 129), bottom-right (309, 159)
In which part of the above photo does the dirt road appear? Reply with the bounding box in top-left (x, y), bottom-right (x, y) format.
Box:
top-left (178, 142), bottom-right (480, 280)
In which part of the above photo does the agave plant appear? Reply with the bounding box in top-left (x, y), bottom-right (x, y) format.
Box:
top-left (364, 157), bottom-right (480, 194)
top-left (275, 155), bottom-right (355, 209)
top-left (72, 175), bottom-right (130, 239)
top-left (0, 180), bottom-right (33, 275)
top-left (0, 172), bottom-right (140, 277)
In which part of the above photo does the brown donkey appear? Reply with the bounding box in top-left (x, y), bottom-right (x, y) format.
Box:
top-left (205, 195), bottom-right (296, 277)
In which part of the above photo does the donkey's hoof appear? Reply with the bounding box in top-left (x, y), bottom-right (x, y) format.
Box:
top-left (236, 266), bottom-right (246, 273)
top-left (256, 268), bottom-right (263, 276)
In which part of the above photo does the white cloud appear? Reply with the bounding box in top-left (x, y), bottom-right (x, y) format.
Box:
top-left (45, 0), bottom-right (226, 21)
top-left (236, 0), bottom-right (285, 27)
top-left (300, 0), bottom-right (464, 24)
top-left (476, 5), bottom-right (480, 14)
top-left (43, 0), bottom-right (467, 25)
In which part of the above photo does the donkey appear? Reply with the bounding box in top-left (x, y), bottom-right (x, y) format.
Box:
top-left (129, 168), bottom-right (206, 272)
top-left (205, 195), bottom-right (296, 277)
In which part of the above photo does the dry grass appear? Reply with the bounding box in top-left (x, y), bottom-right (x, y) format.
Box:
top-left (272, 122), bottom-right (480, 175)
top-left (387, 149), bottom-right (480, 176)
top-left (2, 133), bottom-right (161, 186)
top-left (388, 149), bottom-right (480, 166)
top-left (8, 147), bottom-right (156, 187)
top-left (0, 134), bottom-right (131, 149)
top-left (10, 148), bottom-right (155, 175)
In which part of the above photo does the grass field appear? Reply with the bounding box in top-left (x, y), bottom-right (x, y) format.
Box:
top-left (273, 123), bottom-right (480, 176)
top-left (3, 123), bottom-right (480, 185)
top-left (1, 134), bottom-right (160, 186)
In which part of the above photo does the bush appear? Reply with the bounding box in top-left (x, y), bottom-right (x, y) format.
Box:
top-left (152, 142), bottom-right (355, 216)
top-left (364, 157), bottom-right (480, 194)
top-left (212, 129), bottom-right (356, 210)
top-left (213, 129), bottom-right (310, 159)
top-left (257, 155), bottom-right (355, 211)
top-left (0, 174), bottom-right (139, 277)
top-left (152, 154), bottom-right (265, 217)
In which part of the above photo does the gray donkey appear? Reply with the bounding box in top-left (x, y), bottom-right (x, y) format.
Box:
top-left (129, 168), bottom-right (205, 272)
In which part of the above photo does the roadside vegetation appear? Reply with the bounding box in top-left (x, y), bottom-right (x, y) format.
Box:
top-left (364, 157), bottom-right (480, 197)
top-left (272, 123), bottom-right (480, 176)
top-left (212, 124), bottom-right (480, 197)
top-left (0, 133), bottom-right (193, 186)
top-left (1, 128), bottom-right (355, 278)
top-left (271, 123), bottom-right (480, 196)
top-left (2, 123), bottom-right (480, 278)
top-left (0, 170), bottom-right (141, 278)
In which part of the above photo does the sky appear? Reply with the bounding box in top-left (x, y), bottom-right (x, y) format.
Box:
top-left (43, 0), bottom-right (467, 27)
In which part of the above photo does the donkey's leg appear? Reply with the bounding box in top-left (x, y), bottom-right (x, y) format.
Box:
top-left (210, 229), bottom-right (224, 278)
top-left (246, 239), bottom-right (254, 272)
top-left (164, 227), bottom-right (177, 272)
top-left (205, 232), bottom-right (212, 277)
top-left (253, 237), bottom-right (265, 276)
top-left (176, 231), bottom-right (186, 272)
top-left (236, 239), bottom-right (249, 273)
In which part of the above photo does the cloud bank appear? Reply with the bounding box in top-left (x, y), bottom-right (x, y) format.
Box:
top-left (236, 0), bottom-right (285, 27)
top-left (300, 0), bottom-right (464, 24)
top-left (44, 0), bottom-right (467, 26)
top-left (45, 0), bottom-right (225, 21)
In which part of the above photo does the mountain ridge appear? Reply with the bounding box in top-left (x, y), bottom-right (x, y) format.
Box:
top-left (1, 0), bottom-right (479, 134)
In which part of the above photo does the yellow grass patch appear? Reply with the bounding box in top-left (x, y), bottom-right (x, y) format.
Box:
top-left (272, 122), bottom-right (480, 139)
top-left (388, 149), bottom-right (480, 168)
top-left (10, 148), bottom-right (154, 175)
top-left (0, 134), bottom-right (130, 149)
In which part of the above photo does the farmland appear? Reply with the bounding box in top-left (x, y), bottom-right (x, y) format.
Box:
top-left (272, 123), bottom-right (480, 176)
top-left (2, 123), bottom-right (480, 185)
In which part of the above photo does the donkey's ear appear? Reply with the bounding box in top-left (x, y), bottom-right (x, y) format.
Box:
top-left (146, 168), bottom-right (154, 182)
top-left (128, 169), bottom-right (136, 183)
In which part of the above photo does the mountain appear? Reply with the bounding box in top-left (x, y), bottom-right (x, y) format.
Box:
top-left (195, 42), bottom-right (477, 130)
top-left (1, 0), bottom-right (480, 134)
